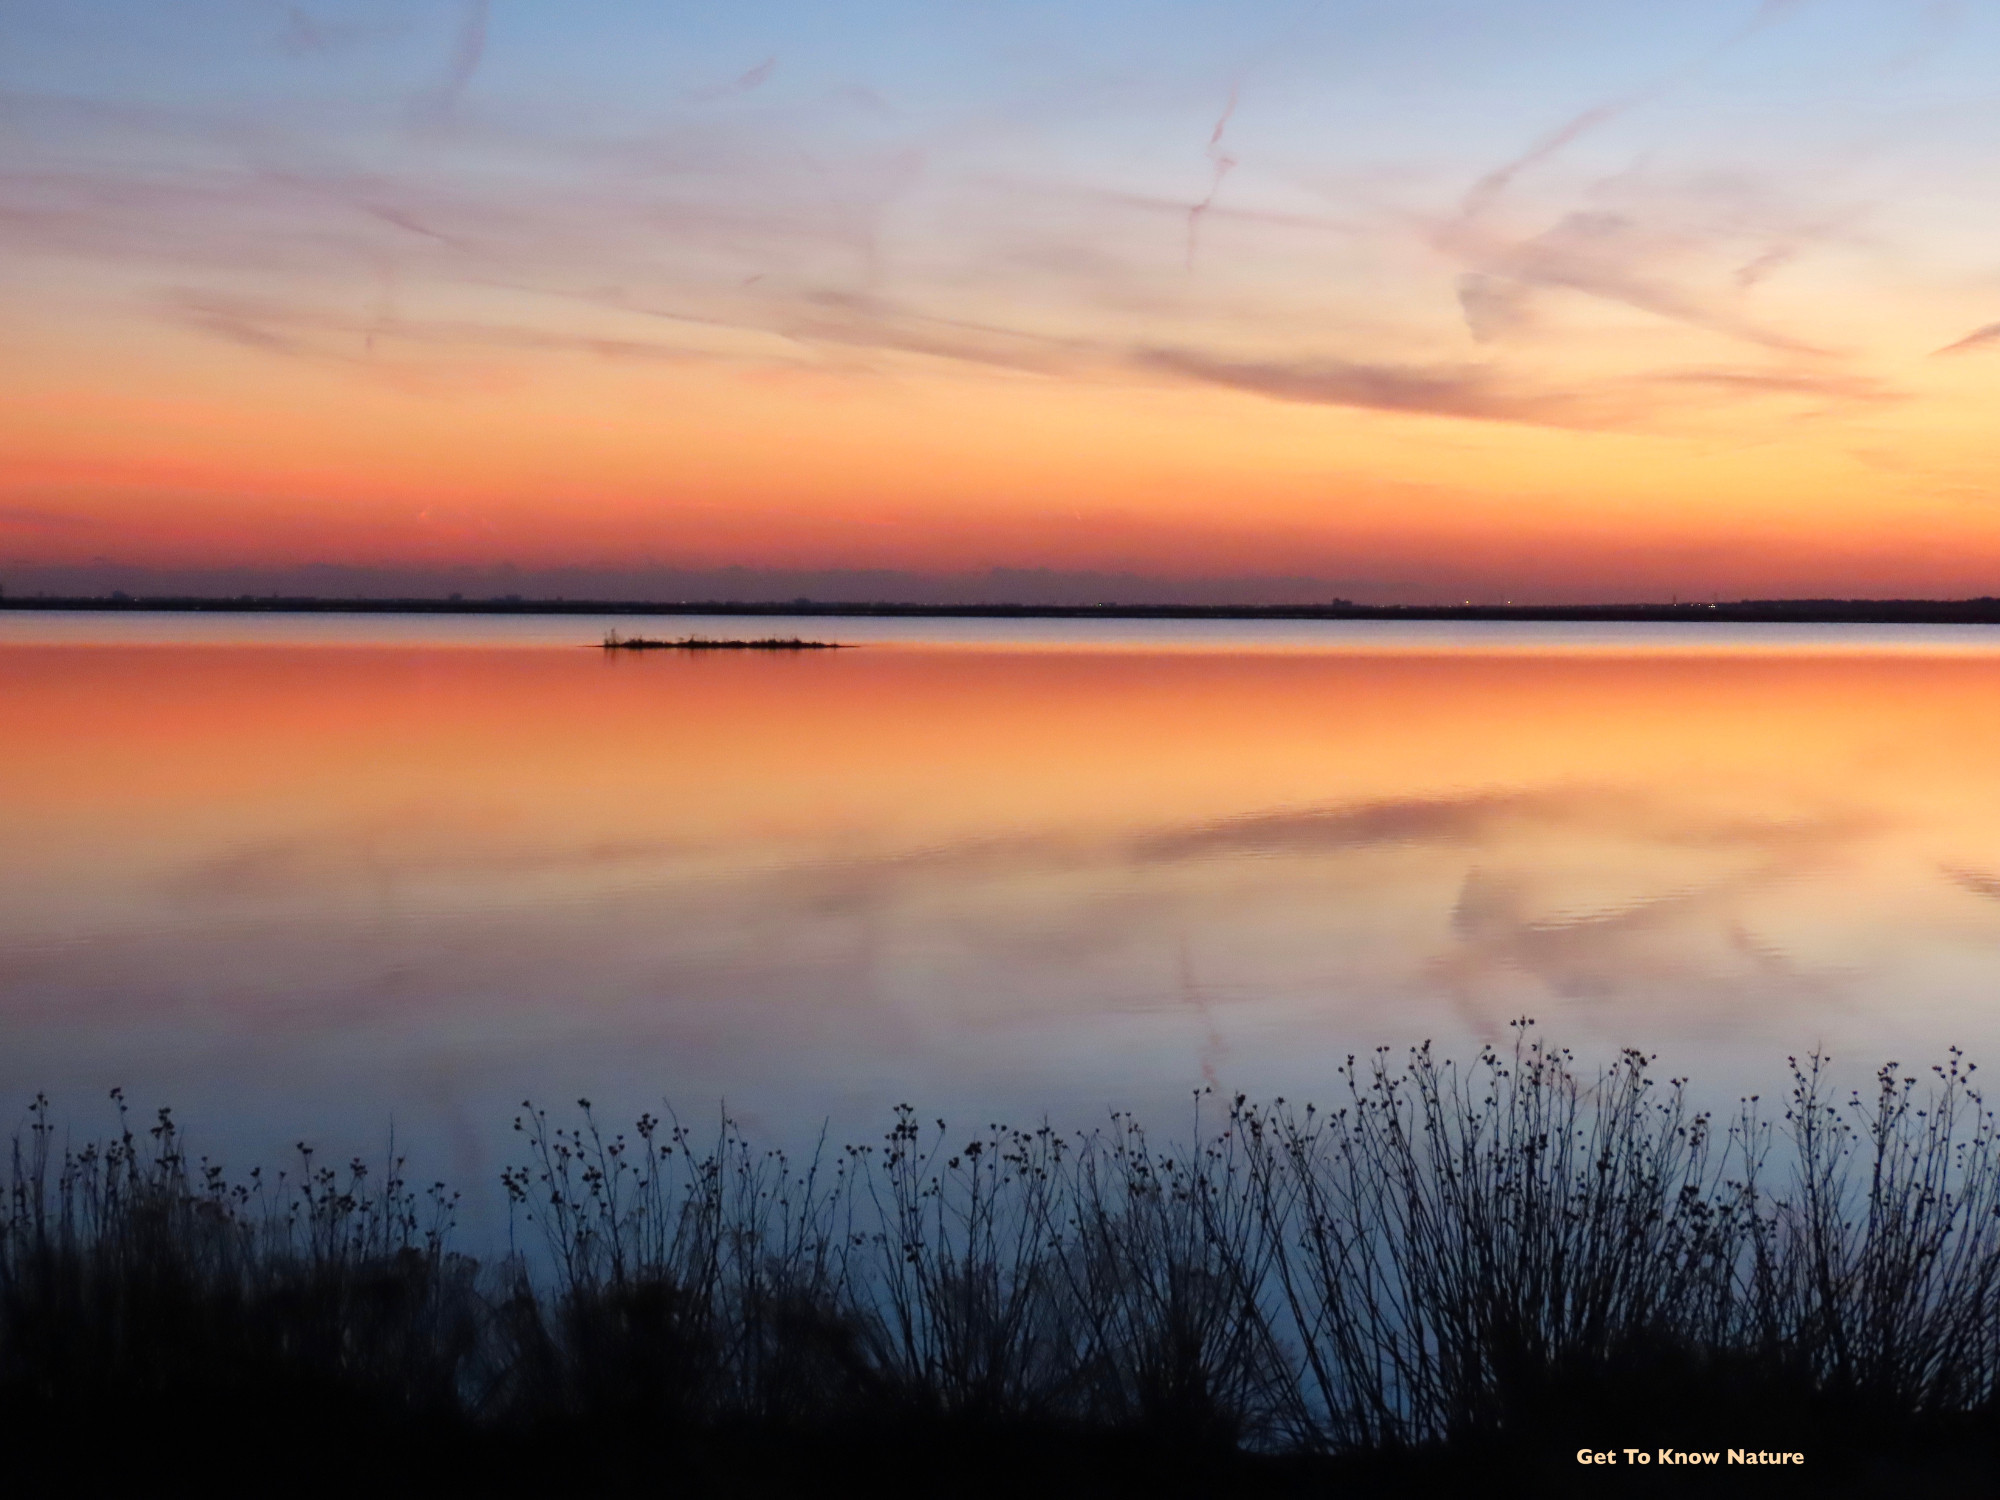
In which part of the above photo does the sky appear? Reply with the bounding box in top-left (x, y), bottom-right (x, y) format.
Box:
top-left (5, 0), bottom-right (2000, 604)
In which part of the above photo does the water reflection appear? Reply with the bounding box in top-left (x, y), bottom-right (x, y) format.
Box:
top-left (6, 633), bottom-right (2000, 1179)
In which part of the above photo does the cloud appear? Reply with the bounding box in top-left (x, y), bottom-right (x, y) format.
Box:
top-left (163, 288), bottom-right (719, 370)
top-left (1947, 866), bottom-right (2000, 900)
top-left (1012, 177), bottom-right (1362, 238)
top-left (0, 506), bottom-right (94, 531)
top-left (1457, 273), bottom-right (1535, 344)
top-left (278, 7), bottom-right (410, 56)
top-left (1444, 205), bottom-right (1831, 356)
top-left (1733, 245), bottom-right (1795, 289)
top-left (1128, 347), bottom-right (1881, 429)
top-left (1431, 862), bottom-right (1817, 1020)
top-left (1457, 102), bottom-right (1628, 227)
top-left (173, 293), bottom-right (317, 358)
top-left (1650, 367), bottom-right (1895, 403)
top-left (1134, 346), bottom-right (1602, 427)
top-left (173, 821), bottom-right (703, 901)
top-left (411, 0), bottom-right (490, 123)
top-left (691, 57), bottom-right (777, 104)
top-left (0, 91), bottom-right (920, 297)
top-left (11, 778), bottom-right (1871, 1055)
top-left (0, 17), bottom-right (1898, 440)
top-left (1186, 84), bottom-right (1239, 269)
top-left (778, 288), bottom-right (1089, 374)
top-left (1132, 791), bottom-right (1547, 860)
top-left (1430, 5), bottom-right (1853, 363)
top-left (1934, 322), bottom-right (2000, 356)
top-left (1129, 789), bottom-right (1866, 865)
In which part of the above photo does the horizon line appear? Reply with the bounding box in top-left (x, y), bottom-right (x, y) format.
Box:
top-left (9, 592), bottom-right (2000, 624)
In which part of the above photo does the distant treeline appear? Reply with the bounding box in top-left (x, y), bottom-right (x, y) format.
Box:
top-left (11, 593), bottom-right (2000, 624)
top-left (6, 1029), bottom-right (2000, 1490)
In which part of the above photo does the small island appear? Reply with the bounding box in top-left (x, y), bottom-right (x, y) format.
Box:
top-left (600, 630), bottom-right (849, 651)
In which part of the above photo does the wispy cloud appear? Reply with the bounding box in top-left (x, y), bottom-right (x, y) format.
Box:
top-left (0, 506), bottom-right (95, 530)
top-left (1129, 789), bottom-right (1867, 864)
top-left (1651, 367), bottom-right (1894, 403)
top-left (0, 0), bottom-right (1947, 443)
top-left (1947, 866), bottom-right (2000, 900)
top-left (1185, 84), bottom-right (1238, 269)
top-left (1431, 861), bottom-right (1819, 1022)
top-left (1132, 791), bottom-right (1555, 859)
top-left (163, 288), bottom-right (720, 369)
top-left (1122, 344), bottom-right (1892, 430)
top-left (690, 56), bottom-right (777, 104)
top-left (410, 0), bottom-right (490, 125)
top-left (1456, 102), bottom-right (1629, 227)
top-left (1439, 198), bottom-right (1834, 356)
top-left (128, 782), bottom-right (1873, 1042)
top-left (278, 7), bottom-right (411, 57)
top-left (1425, 1), bottom-right (1853, 364)
top-left (1934, 322), bottom-right (2000, 356)
top-left (1133, 347), bottom-right (1603, 427)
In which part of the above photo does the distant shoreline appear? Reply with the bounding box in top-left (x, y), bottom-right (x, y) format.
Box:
top-left (10, 594), bottom-right (2000, 624)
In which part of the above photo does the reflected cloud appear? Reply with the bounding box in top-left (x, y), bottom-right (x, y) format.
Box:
top-left (8, 636), bottom-right (2000, 1157)
top-left (2, 637), bottom-right (1998, 1085)
top-left (171, 816), bottom-right (707, 901)
top-left (1434, 863), bottom-right (1821, 1033)
top-left (126, 772), bottom-right (1885, 1046)
top-left (1947, 866), bottom-right (2000, 901)
top-left (1132, 788), bottom-right (1869, 861)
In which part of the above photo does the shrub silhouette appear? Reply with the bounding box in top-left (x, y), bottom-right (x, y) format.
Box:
top-left (6, 1027), bottom-right (2000, 1489)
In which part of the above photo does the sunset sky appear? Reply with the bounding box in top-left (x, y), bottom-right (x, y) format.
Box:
top-left (6, 0), bottom-right (2000, 603)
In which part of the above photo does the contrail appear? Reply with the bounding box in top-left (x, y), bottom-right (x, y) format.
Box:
top-left (1186, 84), bottom-right (1239, 270)
top-left (734, 56), bottom-right (776, 92)
top-left (446, 0), bottom-right (489, 97)
top-left (1454, 0), bottom-right (1815, 227)
top-left (1457, 101), bottom-right (1624, 224)
top-left (411, 0), bottom-right (488, 122)
top-left (691, 56), bottom-right (778, 103)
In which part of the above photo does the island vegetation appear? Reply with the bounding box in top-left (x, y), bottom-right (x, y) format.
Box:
top-left (5, 1027), bottom-right (2000, 1490)
top-left (601, 629), bottom-right (849, 652)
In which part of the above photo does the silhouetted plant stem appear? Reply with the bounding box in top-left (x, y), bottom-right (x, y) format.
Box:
top-left (9, 1023), bottom-right (2000, 1478)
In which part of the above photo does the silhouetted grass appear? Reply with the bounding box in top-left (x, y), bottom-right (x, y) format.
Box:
top-left (7, 1027), bottom-right (2000, 1491)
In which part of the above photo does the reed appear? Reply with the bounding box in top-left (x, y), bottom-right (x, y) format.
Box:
top-left (6, 1026), bottom-right (2000, 1486)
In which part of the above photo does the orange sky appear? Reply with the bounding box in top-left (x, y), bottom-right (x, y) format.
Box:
top-left (7, 2), bottom-right (2000, 602)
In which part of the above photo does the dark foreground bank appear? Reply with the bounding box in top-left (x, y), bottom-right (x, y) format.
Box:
top-left (7, 1031), bottom-right (2000, 1494)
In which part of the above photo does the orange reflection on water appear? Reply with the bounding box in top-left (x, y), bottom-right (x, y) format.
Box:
top-left (7, 638), bottom-right (2000, 1128)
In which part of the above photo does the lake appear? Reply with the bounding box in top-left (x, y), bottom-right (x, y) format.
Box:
top-left (7, 611), bottom-right (2000, 1198)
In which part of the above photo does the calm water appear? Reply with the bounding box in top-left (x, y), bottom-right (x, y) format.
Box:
top-left (8, 612), bottom-right (2000, 1192)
